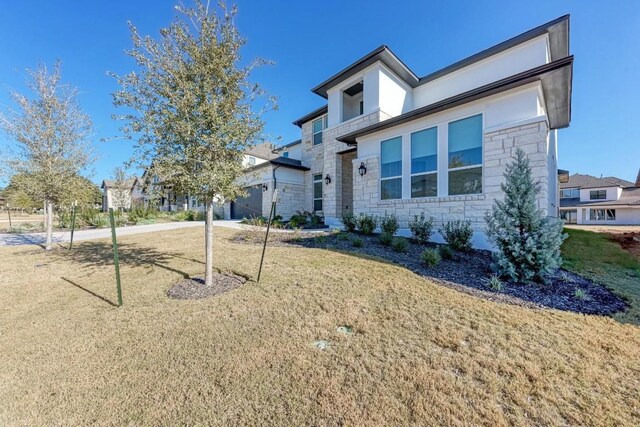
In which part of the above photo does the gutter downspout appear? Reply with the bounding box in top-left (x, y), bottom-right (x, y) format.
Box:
top-left (272, 163), bottom-right (280, 217)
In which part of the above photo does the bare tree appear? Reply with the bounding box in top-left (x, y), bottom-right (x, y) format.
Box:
top-left (111, 1), bottom-right (275, 286)
top-left (0, 62), bottom-right (93, 250)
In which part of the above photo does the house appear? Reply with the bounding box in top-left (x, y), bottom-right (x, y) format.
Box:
top-left (140, 142), bottom-right (277, 215)
top-left (101, 178), bottom-right (143, 211)
top-left (559, 172), bottom-right (640, 225)
top-left (227, 15), bottom-right (573, 248)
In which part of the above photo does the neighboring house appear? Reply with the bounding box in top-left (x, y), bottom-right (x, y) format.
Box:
top-left (101, 178), bottom-right (143, 211)
top-left (559, 172), bottom-right (640, 225)
top-left (228, 15), bottom-right (573, 248)
top-left (140, 142), bottom-right (276, 216)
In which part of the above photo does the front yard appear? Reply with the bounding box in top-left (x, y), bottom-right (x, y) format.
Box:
top-left (1, 227), bottom-right (639, 425)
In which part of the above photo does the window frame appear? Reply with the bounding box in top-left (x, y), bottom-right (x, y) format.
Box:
top-left (589, 190), bottom-right (607, 200)
top-left (247, 156), bottom-right (256, 166)
top-left (560, 188), bottom-right (579, 199)
top-left (447, 113), bottom-right (483, 196)
top-left (312, 115), bottom-right (327, 146)
top-left (313, 173), bottom-right (323, 212)
top-left (410, 126), bottom-right (438, 199)
top-left (380, 136), bottom-right (403, 200)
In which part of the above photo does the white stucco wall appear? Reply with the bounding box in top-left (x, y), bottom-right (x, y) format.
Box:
top-left (413, 35), bottom-right (550, 108)
top-left (281, 144), bottom-right (303, 160)
top-left (578, 187), bottom-right (620, 202)
top-left (378, 64), bottom-right (413, 117)
top-left (574, 207), bottom-right (640, 225)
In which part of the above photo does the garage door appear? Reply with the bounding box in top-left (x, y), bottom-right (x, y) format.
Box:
top-left (231, 186), bottom-right (263, 219)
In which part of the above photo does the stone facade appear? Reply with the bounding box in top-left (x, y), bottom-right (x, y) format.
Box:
top-left (351, 120), bottom-right (550, 245)
top-left (296, 110), bottom-right (386, 223)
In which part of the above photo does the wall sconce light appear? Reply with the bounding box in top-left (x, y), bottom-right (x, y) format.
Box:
top-left (358, 162), bottom-right (367, 177)
top-left (324, 174), bottom-right (332, 185)
top-left (262, 183), bottom-right (268, 192)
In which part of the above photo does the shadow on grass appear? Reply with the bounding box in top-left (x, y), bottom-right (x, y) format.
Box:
top-left (54, 240), bottom-right (198, 280)
top-left (61, 277), bottom-right (118, 307)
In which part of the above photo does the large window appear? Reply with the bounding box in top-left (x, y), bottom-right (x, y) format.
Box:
top-left (560, 188), bottom-right (579, 199)
top-left (448, 114), bottom-right (482, 195)
top-left (312, 116), bottom-right (326, 146)
top-left (590, 190), bottom-right (606, 200)
top-left (313, 174), bottom-right (323, 211)
top-left (560, 209), bottom-right (577, 224)
top-left (380, 136), bottom-right (402, 200)
top-left (411, 127), bottom-right (437, 198)
top-left (589, 208), bottom-right (616, 221)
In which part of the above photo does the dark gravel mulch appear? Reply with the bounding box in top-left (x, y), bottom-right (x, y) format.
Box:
top-left (167, 273), bottom-right (247, 300)
top-left (231, 229), bottom-right (627, 316)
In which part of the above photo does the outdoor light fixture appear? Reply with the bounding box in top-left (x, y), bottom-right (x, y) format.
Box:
top-left (324, 174), bottom-right (332, 185)
top-left (358, 162), bottom-right (367, 177)
top-left (262, 183), bottom-right (268, 192)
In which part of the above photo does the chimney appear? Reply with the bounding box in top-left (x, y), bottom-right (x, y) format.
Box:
top-left (636, 168), bottom-right (640, 188)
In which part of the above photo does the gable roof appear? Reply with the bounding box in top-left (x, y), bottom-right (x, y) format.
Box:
top-left (244, 142), bottom-right (277, 160)
top-left (337, 55), bottom-right (573, 143)
top-left (101, 178), bottom-right (138, 190)
top-left (274, 139), bottom-right (302, 152)
top-left (559, 174), bottom-right (635, 190)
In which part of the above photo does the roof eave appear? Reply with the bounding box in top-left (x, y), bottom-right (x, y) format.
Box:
top-left (292, 105), bottom-right (328, 128)
top-left (337, 56), bottom-right (574, 144)
top-left (311, 46), bottom-right (420, 99)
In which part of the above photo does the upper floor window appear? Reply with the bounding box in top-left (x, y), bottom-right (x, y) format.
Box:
top-left (381, 136), bottom-right (402, 200)
top-left (560, 188), bottom-right (579, 199)
top-left (247, 156), bottom-right (256, 166)
top-left (590, 190), bottom-right (606, 200)
top-left (282, 151), bottom-right (289, 158)
top-left (312, 117), bottom-right (326, 145)
top-left (411, 127), bottom-right (438, 198)
top-left (448, 114), bottom-right (483, 195)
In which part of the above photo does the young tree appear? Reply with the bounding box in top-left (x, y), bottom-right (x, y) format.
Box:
top-left (0, 62), bottom-right (93, 250)
top-left (111, 1), bottom-right (275, 286)
top-left (485, 148), bottom-right (566, 283)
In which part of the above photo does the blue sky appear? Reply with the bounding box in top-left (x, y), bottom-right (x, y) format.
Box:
top-left (0, 0), bottom-right (639, 185)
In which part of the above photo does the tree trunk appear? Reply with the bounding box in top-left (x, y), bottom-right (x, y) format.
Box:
top-left (204, 198), bottom-right (214, 286)
top-left (45, 200), bottom-right (53, 251)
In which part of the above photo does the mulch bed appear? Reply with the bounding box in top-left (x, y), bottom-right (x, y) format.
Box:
top-left (167, 273), bottom-right (247, 300)
top-left (231, 229), bottom-right (628, 316)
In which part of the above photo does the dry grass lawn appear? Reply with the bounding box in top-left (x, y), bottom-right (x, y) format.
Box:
top-left (1, 227), bottom-right (639, 426)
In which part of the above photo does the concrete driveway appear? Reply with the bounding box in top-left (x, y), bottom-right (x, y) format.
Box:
top-left (565, 225), bottom-right (640, 234)
top-left (0, 219), bottom-right (326, 247)
top-left (0, 221), bottom-right (205, 247)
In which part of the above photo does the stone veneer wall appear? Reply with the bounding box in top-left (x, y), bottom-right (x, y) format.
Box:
top-left (352, 120), bottom-right (550, 246)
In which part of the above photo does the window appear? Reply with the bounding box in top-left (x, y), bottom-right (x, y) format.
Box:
top-left (590, 190), bottom-right (606, 200)
top-left (312, 117), bottom-right (325, 145)
top-left (448, 114), bottom-right (482, 195)
top-left (411, 127), bottom-right (438, 198)
top-left (380, 136), bottom-right (402, 200)
top-left (589, 209), bottom-right (616, 221)
top-left (247, 156), bottom-right (256, 166)
top-left (282, 151), bottom-right (289, 158)
top-left (560, 188), bottom-right (579, 199)
top-left (359, 100), bottom-right (364, 115)
top-left (313, 174), bottom-right (323, 211)
top-left (560, 209), bottom-right (577, 224)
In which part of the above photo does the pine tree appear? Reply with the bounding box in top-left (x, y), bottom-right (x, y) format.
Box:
top-left (485, 148), bottom-right (566, 283)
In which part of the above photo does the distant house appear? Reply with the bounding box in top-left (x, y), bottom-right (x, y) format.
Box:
top-left (101, 178), bottom-right (143, 212)
top-left (559, 171), bottom-right (640, 225)
top-left (139, 142), bottom-right (277, 216)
